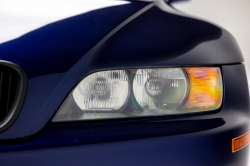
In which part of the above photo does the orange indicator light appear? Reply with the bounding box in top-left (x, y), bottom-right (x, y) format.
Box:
top-left (182, 67), bottom-right (223, 111)
top-left (232, 131), bottom-right (250, 153)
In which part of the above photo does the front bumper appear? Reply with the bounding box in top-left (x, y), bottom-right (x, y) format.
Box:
top-left (0, 64), bottom-right (249, 166)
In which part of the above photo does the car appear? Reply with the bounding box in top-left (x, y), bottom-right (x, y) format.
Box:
top-left (0, 0), bottom-right (249, 165)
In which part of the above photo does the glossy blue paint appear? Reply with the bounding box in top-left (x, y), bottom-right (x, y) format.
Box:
top-left (0, 1), bottom-right (249, 165)
top-left (0, 118), bottom-right (226, 151)
top-left (90, 6), bottom-right (222, 69)
top-left (88, 6), bottom-right (243, 70)
top-left (0, 118), bottom-right (248, 166)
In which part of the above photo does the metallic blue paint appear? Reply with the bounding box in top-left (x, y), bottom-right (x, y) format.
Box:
top-left (0, 118), bottom-right (226, 151)
top-left (89, 6), bottom-right (243, 70)
top-left (0, 1), bottom-right (249, 165)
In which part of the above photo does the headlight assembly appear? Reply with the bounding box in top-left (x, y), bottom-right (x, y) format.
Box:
top-left (52, 67), bottom-right (223, 122)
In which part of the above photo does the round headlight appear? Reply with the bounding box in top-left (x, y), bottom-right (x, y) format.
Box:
top-left (133, 68), bottom-right (188, 112)
top-left (73, 70), bottom-right (130, 111)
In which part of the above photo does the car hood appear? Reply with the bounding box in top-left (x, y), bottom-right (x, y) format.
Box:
top-left (0, 0), bottom-right (149, 78)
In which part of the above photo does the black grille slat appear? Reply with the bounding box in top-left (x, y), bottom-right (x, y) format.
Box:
top-left (0, 67), bottom-right (18, 122)
top-left (8, 73), bottom-right (17, 117)
top-left (0, 69), bottom-right (9, 121)
top-left (6, 74), bottom-right (11, 114)
top-left (0, 71), bottom-right (3, 122)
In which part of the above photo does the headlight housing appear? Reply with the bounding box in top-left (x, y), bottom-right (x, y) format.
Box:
top-left (52, 67), bottom-right (223, 122)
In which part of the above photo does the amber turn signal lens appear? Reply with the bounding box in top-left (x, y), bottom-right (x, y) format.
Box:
top-left (182, 67), bottom-right (223, 111)
top-left (232, 131), bottom-right (250, 153)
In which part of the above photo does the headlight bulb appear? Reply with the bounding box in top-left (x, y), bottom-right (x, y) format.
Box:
top-left (145, 70), bottom-right (165, 98)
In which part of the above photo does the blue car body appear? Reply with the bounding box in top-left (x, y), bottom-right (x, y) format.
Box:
top-left (0, 0), bottom-right (249, 165)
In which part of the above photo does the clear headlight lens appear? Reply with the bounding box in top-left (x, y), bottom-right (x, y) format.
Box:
top-left (53, 70), bottom-right (130, 121)
top-left (52, 67), bottom-right (223, 122)
top-left (73, 70), bottom-right (129, 111)
top-left (133, 68), bottom-right (188, 115)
